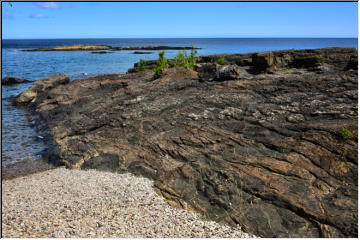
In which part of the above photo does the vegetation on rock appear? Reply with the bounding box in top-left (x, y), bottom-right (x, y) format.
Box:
top-left (136, 59), bottom-right (147, 71)
top-left (153, 51), bottom-right (168, 79)
top-left (339, 127), bottom-right (357, 140)
top-left (216, 56), bottom-right (225, 65)
top-left (174, 48), bottom-right (198, 70)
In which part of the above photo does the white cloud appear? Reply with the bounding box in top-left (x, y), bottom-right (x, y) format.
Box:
top-left (36, 2), bottom-right (59, 9)
top-left (29, 13), bottom-right (48, 19)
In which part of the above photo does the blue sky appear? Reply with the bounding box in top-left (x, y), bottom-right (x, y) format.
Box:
top-left (2, 2), bottom-right (358, 39)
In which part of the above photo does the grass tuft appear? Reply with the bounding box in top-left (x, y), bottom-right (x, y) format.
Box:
top-left (339, 128), bottom-right (357, 140)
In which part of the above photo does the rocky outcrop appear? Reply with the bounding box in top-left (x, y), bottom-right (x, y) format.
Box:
top-left (23, 45), bottom-right (201, 52)
top-left (196, 63), bottom-right (252, 81)
top-left (23, 45), bottom-right (111, 51)
top-left (2, 77), bottom-right (30, 85)
top-left (91, 51), bottom-right (113, 54)
top-left (16, 48), bottom-right (357, 237)
top-left (132, 51), bottom-right (154, 54)
top-left (198, 47), bottom-right (357, 74)
top-left (13, 74), bottom-right (69, 105)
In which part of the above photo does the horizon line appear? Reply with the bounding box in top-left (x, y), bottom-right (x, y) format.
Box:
top-left (3, 36), bottom-right (358, 40)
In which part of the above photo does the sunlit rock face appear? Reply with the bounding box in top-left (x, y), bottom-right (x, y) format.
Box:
top-left (17, 47), bottom-right (357, 238)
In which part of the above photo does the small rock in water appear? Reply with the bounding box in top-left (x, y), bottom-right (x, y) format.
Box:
top-left (2, 77), bottom-right (30, 85)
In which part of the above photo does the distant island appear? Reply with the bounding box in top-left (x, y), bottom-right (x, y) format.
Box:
top-left (22, 45), bottom-right (201, 52)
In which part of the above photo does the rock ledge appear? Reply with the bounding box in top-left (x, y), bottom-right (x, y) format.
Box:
top-left (15, 47), bottom-right (358, 238)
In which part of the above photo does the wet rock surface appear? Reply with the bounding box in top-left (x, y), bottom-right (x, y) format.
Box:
top-left (16, 47), bottom-right (358, 237)
top-left (2, 160), bottom-right (57, 180)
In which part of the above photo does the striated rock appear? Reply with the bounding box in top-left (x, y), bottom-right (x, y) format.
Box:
top-left (2, 77), bottom-right (30, 85)
top-left (13, 74), bottom-right (69, 105)
top-left (199, 47), bottom-right (356, 74)
top-left (17, 48), bottom-right (357, 238)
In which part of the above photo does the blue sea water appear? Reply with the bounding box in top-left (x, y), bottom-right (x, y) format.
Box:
top-left (1, 38), bottom-right (357, 167)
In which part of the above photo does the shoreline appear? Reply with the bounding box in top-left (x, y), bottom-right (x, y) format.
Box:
top-left (2, 159), bottom-right (59, 180)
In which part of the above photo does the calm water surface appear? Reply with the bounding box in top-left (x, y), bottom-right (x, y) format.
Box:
top-left (2, 38), bottom-right (357, 166)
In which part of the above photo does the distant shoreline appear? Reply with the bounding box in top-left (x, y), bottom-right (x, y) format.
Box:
top-left (22, 45), bottom-right (201, 52)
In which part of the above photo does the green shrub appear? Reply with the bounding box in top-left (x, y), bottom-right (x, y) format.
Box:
top-left (339, 128), bottom-right (357, 140)
top-left (174, 48), bottom-right (198, 70)
top-left (216, 56), bottom-right (225, 65)
top-left (136, 59), bottom-right (147, 71)
top-left (188, 48), bottom-right (198, 69)
top-left (153, 67), bottom-right (162, 79)
top-left (174, 51), bottom-right (188, 67)
top-left (153, 51), bottom-right (168, 79)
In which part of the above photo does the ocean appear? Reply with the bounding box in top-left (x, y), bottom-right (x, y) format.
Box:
top-left (1, 38), bottom-right (357, 167)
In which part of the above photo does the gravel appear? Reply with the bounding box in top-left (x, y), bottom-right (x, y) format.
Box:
top-left (2, 167), bottom-right (256, 238)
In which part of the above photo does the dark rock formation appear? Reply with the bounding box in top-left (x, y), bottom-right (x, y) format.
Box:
top-left (111, 46), bottom-right (200, 51)
top-left (16, 48), bottom-right (357, 238)
top-left (132, 51), bottom-right (154, 54)
top-left (196, 63), bottom-right (252, 81)
top-left (2, 77), bottom-right (30, 85)
top-left (23, 45), bottom-right (201, 52)
top-left (197, 47), bottom-right (357, 74)
top-left (91, 51), bottom-right (114, 54)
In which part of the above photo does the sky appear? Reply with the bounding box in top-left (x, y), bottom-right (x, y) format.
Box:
top-left (2, 2), bottom-right (358, 39)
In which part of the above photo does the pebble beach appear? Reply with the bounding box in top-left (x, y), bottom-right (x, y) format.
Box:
top-left (2, 167), bottom-right (255, 238)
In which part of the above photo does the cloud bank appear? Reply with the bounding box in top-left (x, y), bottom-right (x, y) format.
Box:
top-left (29, 13), bottom-right (48, 19)
top-left (36, 2), bottom-right (59, 9)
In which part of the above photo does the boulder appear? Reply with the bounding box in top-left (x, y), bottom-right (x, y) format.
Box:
top-left (2, 77), bottom-right (30, 85)
top-left (251, 52), bottom-right (293, 73)
top-left (15, 90), bottom-right (37, 104)
top-left (196, 63), bottom-right (219, 81)
top-left (197, 63), bottom-right (252, 81)
top-left (217, 64), bottom-right (244, 80)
